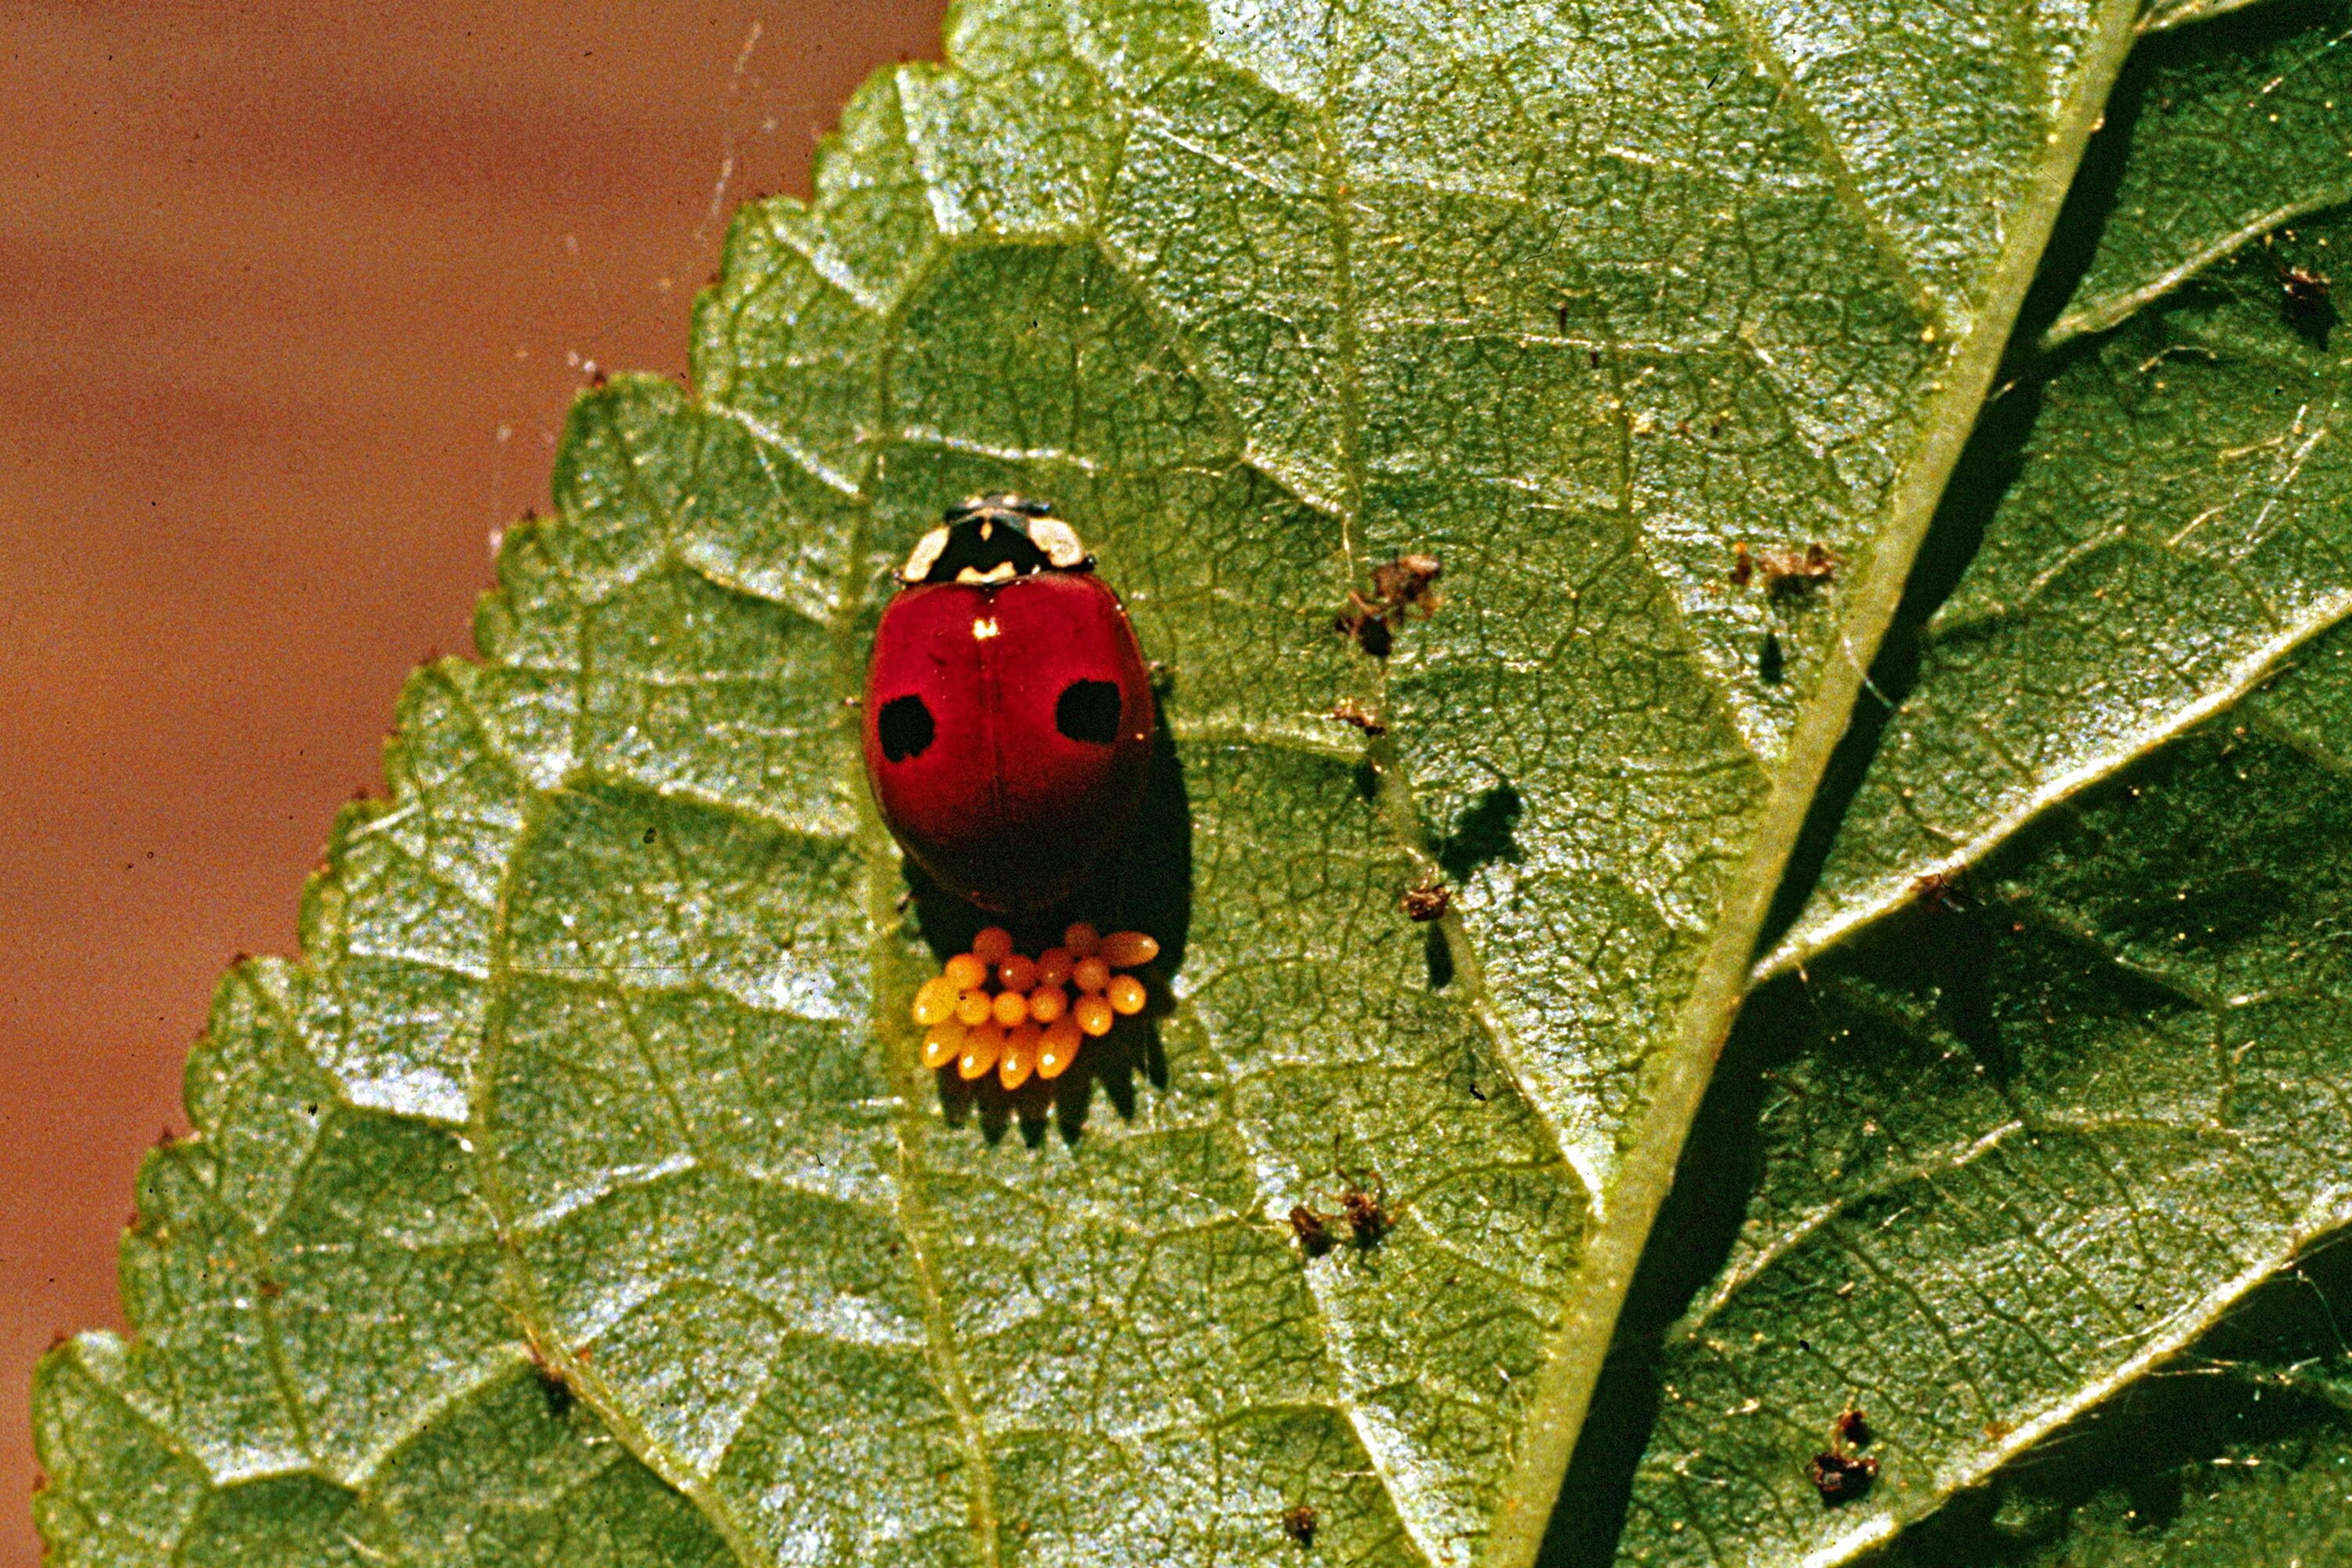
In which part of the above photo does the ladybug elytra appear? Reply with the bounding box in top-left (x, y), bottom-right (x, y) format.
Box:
top-left (862, 495), bottom-right (1155, 913)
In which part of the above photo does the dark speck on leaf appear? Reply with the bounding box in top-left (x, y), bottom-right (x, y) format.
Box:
top-left (1282, 1504), bottom-right (1316, 1547)
top-left (1808, 1448), bottom-right (1876, 1504)
top-left (1734, 542), bottom-right (1838, 600)
top-left (1336, 554), bottom-right (1442, 656)
top-left (1335, 1160), bottom-right (1394, 1249)
top-left (1809, 1403), bottom-right (1877, 1502)
top-left (526, 1342), bottom-right (576, 1419)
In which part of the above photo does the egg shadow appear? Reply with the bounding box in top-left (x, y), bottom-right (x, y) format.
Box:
top-left (912, 706), bottom-right (1192, 1146)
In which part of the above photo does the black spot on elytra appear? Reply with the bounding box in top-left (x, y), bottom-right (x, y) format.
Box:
top-left (1054, 680), bottom-right (1122, 745)
top-left (877, 695), bottom-right (935, 762)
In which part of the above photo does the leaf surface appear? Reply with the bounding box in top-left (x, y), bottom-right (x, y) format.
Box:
top-left (34, 1), bottom-right (2166, 1565)
top-left (1613, 620), bottom-right (2352, 1565)
top-left (1929, 1250), bottom-right (2352, 1567)
top-left (1773, 0), bottom-right (2352, 970)
top-left (1591, 12), bottom-right (2352, 1559)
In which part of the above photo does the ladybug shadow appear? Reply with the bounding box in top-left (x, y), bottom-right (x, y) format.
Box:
top-left (909, 710), bottom-right (1191, 1149)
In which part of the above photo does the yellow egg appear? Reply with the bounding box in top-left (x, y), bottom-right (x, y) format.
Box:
top-left (920, 1020), bottom-right (966, 1070)
top-left (911, 975), bottom-right (960, 1025)
top-left (998, 1022), bottom-right (1040, 1090)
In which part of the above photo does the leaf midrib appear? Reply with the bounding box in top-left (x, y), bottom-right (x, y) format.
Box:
top-left (1479, 4), bottom-right (2149, 1562)
top-left (468, 5), bottom-right (2150, 1563)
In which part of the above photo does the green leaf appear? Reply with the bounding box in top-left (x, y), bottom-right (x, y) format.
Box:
top-left (2054, 2), bottom-right (2352, 348)
top-left (58, 0), bottom-right (2314, 1563)
top-left (1918, 1248), bottom-right (2352, 1567)
top-left (1773, 0), bottom-right (2352, 970)
top-left (1606, 619), bottom-right (2352, 1565)
top-left (1584, 7), bottom-right (2352, 1562)
top-left (31, 956), bottom-right (736, 1566)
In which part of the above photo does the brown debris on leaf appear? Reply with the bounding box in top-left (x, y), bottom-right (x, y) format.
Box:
top-left (1808, 1403), bottom-right (1878, 1504)
top-left (1336, 1165), bottom-right (1394, 1249)
top-left (1401, 877), bottom-right (1451, 922)
top-left (1287, 1203), bottom-right (1337, 1258)
top-left (1731, 541), bottom-right (1838, 600)
top-left (1336, 553), bottom-right (1443, 655)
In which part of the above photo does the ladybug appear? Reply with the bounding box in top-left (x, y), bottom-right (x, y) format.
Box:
top-left (862, 495), bottom-right (1156, 913)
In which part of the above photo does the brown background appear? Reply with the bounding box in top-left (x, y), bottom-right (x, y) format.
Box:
top-left (0, 3), bottom-right (942, 1559)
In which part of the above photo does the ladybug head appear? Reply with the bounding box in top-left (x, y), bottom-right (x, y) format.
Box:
top-left (899, 494), bottom-right (1093, 585)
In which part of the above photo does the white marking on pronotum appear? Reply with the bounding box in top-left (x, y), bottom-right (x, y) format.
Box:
top-left (900, 525), bottom-right (950, 583)
top-left (1026, 517), bottom-right (1088, 567)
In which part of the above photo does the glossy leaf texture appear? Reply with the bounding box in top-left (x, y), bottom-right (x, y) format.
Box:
top-left (42, 0), bottom-right (2304, 1563)
top-left (1896, 1241), bottom-right (2352, 1566)
top-left (1774, 0), bottom-right (2352, 968)
top-left (1585, 4), bottom-right (2352, 1564)
top-left (1604, 622), bottom-right (2352, 1566)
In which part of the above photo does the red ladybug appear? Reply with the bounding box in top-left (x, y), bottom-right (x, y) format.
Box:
top-left (862, 495), bottom-right (1155, 913)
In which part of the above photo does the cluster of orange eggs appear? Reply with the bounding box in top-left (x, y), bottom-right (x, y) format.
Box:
top-left (911, 921), bottom-right (1157, 1089)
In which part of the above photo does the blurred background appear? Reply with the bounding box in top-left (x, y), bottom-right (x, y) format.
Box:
top-left (0, 2), bottom-right (941, 1558)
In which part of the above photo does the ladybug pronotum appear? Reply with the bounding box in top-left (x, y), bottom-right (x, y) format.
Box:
top-left (862, 495), bottom-right (1156, 914)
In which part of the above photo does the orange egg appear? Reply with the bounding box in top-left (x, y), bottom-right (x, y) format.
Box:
top-left (1037, 1017), bottom-right (1083, 1079)
top-left (920, 1020), bottom-right (966, 1070)
top-left (1101, 931), bottom-right (1159, 967)
top-left (956, 1024), bottom-right (1006, 1080)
